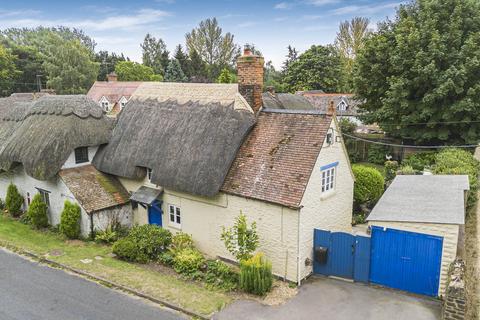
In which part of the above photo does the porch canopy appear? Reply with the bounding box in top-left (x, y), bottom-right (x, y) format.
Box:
top-left (130, 186), bottom-right (163, 205)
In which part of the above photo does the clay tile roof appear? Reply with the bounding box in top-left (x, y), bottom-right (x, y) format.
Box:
top-left (87, 81), bottom-right (141, 104)
top-left (222, 110), bottom-right (332, 208)
top-left (59, 165), bottom-right (129, 214)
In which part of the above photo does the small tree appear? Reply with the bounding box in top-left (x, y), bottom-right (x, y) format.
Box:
top-left (217, 67), bottom-right (234, 83)
top-left (59, 200), bottom-right (81, 239)
top-left (221, 212), bottom-right (259, 261)
top-left (27, 193), bottom-right (48, 229)
top-left (164, 59), bottom-right (188, 82)
top-left (5, 183), bottom-right (23, 217)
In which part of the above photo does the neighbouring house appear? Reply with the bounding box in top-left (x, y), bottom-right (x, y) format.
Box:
top-left (87, 72), bottom-right (141, 116)
top-left (367, 175), bottom-right (469, 296)
top-left (0, 95), bottom-right (131, 236)
top-left (262, 89), bottom-right (314, 110)
top-left (93, 48), bottom-right (354, 283)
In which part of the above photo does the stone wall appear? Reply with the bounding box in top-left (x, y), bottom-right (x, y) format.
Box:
top-left (442, 259), bottom-right (466, 320)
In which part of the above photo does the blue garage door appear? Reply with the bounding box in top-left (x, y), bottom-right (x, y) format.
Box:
top-left (370, 226), bottom-right (443, 296)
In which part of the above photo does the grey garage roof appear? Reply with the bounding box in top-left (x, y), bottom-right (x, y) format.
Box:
top-left (367, 175), bottom-right (470, 225)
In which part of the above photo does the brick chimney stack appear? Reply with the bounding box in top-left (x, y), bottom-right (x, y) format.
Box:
top-left (237, 46), bottom-right (264, 114)
top-left (107, 72), bottom-right (118, 82)
top-left (327, 100), bottom-right (336, 116)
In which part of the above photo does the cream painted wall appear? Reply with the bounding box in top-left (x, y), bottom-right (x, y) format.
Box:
top-left (298, 118), bottom-right (354, 279)
top-left (119, 176), bottom-right (300, 281)
top-left (61, 146), bottom-right (99, 170)
top-left (368, 220), bottom-right (459, 297)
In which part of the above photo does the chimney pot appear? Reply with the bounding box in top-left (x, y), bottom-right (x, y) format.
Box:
top-left (327, 100), bottom-right (336, 116)
top-left (266, 86), bottom-right (275, 94)
top-left (107, 72), bottom-right (118, 82)
top-left (243, 45), bottom-right (252, 56)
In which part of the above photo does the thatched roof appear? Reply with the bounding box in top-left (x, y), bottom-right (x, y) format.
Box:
top-left (0, 95), bottom-right (113, 180)
top-left (93, 96), bottom-right (255, 197)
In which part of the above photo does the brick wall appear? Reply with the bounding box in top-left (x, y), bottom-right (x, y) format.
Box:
top-left (237, 53), bottom-right (264, 114)
top-left (442, 259), bottom-right (466, 320)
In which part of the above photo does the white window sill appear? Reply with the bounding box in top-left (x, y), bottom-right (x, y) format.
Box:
top-left (320, 190), bottom-right (336, 200)
top-left (169, 223), bottom-right (182, 230)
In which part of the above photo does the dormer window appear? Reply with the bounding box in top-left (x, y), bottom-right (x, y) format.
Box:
top-left (74, 147), bottom-right (89, 164)
top-left (119, 96), bottom-right (128, 110)
top-left (100, 96), bottom-right (110, 112)
top-left (337, 99), bottom-right (348, 112)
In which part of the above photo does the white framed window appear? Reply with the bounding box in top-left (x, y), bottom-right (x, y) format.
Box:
top-left (321, 162), bottom-right (338, 193)
top-left (36, 188), bottom-right (50, 208)
top-left (337, 100), bottom-right (347, 112)
top-left (119, 96), bottom-right (128, 110)
top-left (147, 168), bottom-right (153, 182)
top-left (99, 96), bottom-right (110, 112)
top-left (168, 204), bottom-right (181, 228)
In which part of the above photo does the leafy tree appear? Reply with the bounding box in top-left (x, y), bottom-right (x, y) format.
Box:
top-left (189, 49), bottom-right (208, 82)
top-left (164, 59), bottom-right (188, 82)
top-left (141, 34), bottom-right (169, 76)
top-left (283, 45), bottom-right (344, 93)
top-left (27, 193), bottom-right (48, 229)
top-left (217, 67), bottom-right (235, 83)
top-left (115, 61), bottom-right (162, 81)
top-left (42, 33), bottom-right (99, 94)
top-left (354, 0), bottom-right (480, 145)
top-left (335, 17), bottom-right (370, 91)
top-left (185, 18), bottom-right (240, 79)
top-left (221, 212), bottom-right (259, 262)
top-left (264, 61), bottom-right (286, 92)
top-left (95, 51), bottom-right (127, 81)
top-left (5, 183), bottom-right (23, 217)
top-left (0, 44), bottom-right (21, 96)
top-left (281, 45), bottom-right (298, 73)
top-left (59, 200), bottom-right (81, 239)
top-left (173, 44), bottom-right (191, 79)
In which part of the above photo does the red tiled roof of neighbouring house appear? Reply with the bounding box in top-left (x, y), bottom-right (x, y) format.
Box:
top-left (87, 81), bottom-right (141, 105)
top-left (222, 110), bottom-right (332, 208)
top-left (59, 165), bottom-right (130, 214)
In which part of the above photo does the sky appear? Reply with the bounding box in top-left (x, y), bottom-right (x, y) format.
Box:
top-left (0, 0), bottom-right (406, 68)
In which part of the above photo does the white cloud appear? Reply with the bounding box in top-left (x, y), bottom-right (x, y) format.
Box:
top-left (302, 14), bottom-right (324, 20)
top-left (0, 9), bottom-right (41, 18)
top-left (236, 21), bottom-right (257, 28)
top-left (0, 9), bottom-right (170, 32)
top-left (305, 0), bottom-right (340, 6)
top-left (330, 2), bottom-right (400, 15)
top-left (274, 2), bottom-right (291, 10)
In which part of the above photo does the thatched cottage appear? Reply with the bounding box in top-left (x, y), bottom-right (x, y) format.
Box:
top-left (92, 49), bottom-right (354, 283)
top-left (0, 95), bottom-right (131, 236)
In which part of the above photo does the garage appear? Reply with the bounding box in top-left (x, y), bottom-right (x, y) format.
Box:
top-left (367, 175), bottom-right (469, 297)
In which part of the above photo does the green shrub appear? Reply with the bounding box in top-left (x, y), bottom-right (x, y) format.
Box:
top-left (239, 253), bottom-right (273, 295)
top-left (0, 197), bottom-right (5, 210)
top-left (221, 212), bottom-right (259, 262)
top-left (367, 145), bottom-right (389, 165)
top-left (352, 164), bottom-right (385, 205)
top-left (170, 232), bottom-right (194, 254)
top-left (384, 160), bottom-right (399, 182)
top-left (205, 260), bottom-right (239, 291)
top-left (158, 251), bottom-right (175, 266)
top-left (402, 152), bottom-right (437, 171)
top-left (433, 148), bottom-right (480, 208)
top-left (59, 200), bottom-right (81, 239)
top-left (5, 183), bottom-right (23, 217)
top-left (95, 228), bottom-right (118, 244)
top-left (112, 238), bottom-right (148, 263)
top-left (398, 165), bottom-right (416, 175)
top-left (27, 193), bottom-right (48, 229)
top-left (19, 213), bottom-right (31, 225)
top-left (113, 224), bottom-right (172, 263)
top-left (173, 247), bottom-right (205, 278)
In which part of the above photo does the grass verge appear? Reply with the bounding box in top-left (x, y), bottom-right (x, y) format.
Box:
top-left (0, 214), bottom-right (232, 317)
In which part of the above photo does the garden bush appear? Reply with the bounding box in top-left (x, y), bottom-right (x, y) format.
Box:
top-left (5, 183), bottom-right (23, 217)
top-left (384, 160), bottom-right (398, 182)
top-left (433, 148), bottom-right (480, 208)
top-left (398, 165), bottom-right (416, 175)
top-left (158, 251), bottom-right (175, 266)
top-left (402, 152), bottom-right (437, 171)
top-left (113, 224), bottom-right (172, 263)
top-left (27, 193), bottom-right (48, 229)
top-left (59, 200), bottom-right (81, 239)
top-left (173, 247), bottom-right (205, 278)
top-left (367, 145), bottom-right (390, 165)
top-left (170, 232), bottom-right (194, 254)
top-left (112, 238), bottom-right (149, 263)
top-left (352, 164), bottom-right (385, 206)
top-left (239, 252), bottom-right (273, 296)
top-left (205, 260), bottom-right (239, 291)
top-left (95, 228), bottom-right (118, 244)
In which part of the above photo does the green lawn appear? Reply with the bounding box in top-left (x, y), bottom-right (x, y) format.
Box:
top-left (0, 214), bottom-right (231, 316)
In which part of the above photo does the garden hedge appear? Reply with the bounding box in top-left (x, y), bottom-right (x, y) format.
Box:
top-left (352, 164), bottom-right (385, 205)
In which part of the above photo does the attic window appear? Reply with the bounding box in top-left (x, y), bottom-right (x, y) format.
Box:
top-left (337, 100), bottom-right (347, 112)
top-left (74, 147), bottom-right (89, 164)
top-left (120, 97), bottom-right (128, 110)
top-left (100, 97), bottom-right (110, 112)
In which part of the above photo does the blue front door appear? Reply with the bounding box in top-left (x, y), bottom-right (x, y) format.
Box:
top-left (148, 200), bottom-right (163, 226)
